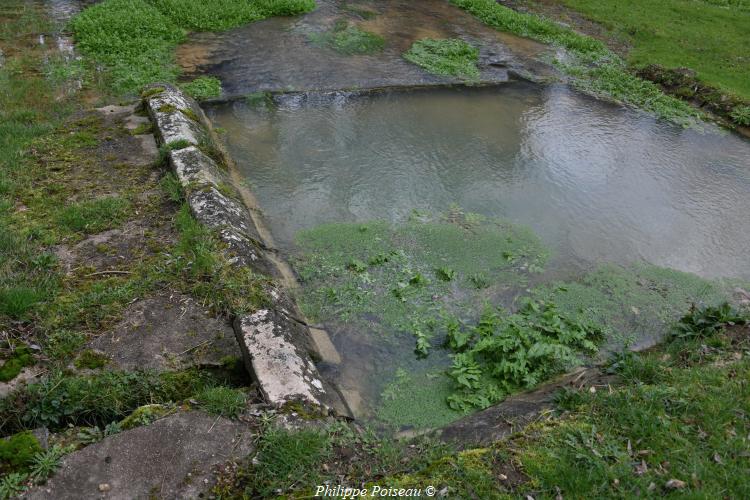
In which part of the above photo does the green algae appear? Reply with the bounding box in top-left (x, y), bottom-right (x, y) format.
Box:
top-left (378, 368), bottom-right (462, 430)
top-left (531, 263), bottom-right (732, 346)
top-left (294, 209), bottom-right (548, 341)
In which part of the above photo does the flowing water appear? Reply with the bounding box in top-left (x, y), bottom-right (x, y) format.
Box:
top-left (176, 0), bottom-right (553, 96)
top-left (208, 83), bottom-right (750, 427)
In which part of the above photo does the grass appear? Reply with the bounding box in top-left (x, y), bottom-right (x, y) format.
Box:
top-left (450, 0), bottom-right (700, 125)
top-left (57, 197), bottom-right (129, 234)
top-left (310, 20), bottom-right (385, 55)
top-left (561, 0), bottom-right (750, 100)
top-left (403, 38), bottom-right (480, 80)
top-left (71, 0), bottom-right (316, 95)
top-left (194, 386), bottom-right (247, 417)
top-left (0, 369), bottom-right (239, 433)
top-left (180, 76), bottom-right (222, 100)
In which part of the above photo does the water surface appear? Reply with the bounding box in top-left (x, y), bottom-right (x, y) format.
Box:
top-left (211, 83), bottom-right (750, 281)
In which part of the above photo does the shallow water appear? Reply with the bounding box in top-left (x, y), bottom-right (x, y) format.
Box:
top-left (176, 0), bottom-right (552, 96)
top-left (210, 83), bottom-right (750, 281)
top-left (210, 83), bottom-right (750, 426)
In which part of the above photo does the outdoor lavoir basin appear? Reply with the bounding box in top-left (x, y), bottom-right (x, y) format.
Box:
top-left (202, 81), bottom-right (750, 431)
top-left (162, 0), bottom-right (750, 433)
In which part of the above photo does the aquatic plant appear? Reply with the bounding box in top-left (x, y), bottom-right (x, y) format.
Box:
top-left (310, 20), bottom-right (385, 55)
top-left (181, 76), bottom-right (222, 100)
top-left (294, 210), bottom-right (548, 340)
top-left (450, 0), bottom-right (700, 125)
top-left (403, 38), bottom-right (480, 80)
top-left (445, 299), bottom-right (601, 411)
top-left (71, 0), bottom-right (316, 94)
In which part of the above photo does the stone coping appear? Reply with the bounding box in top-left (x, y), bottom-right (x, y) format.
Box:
top-left (143, 84), bottom-right (351, 417)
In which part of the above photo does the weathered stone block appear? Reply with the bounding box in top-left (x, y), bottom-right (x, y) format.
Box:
top-left (169, 146), bottom-right (229, 189)
top-left (144, 84), bottom-right (208, 147)
top-left (233, 310), bottom-right (327, 408)
top-left (186, 186), bottom-right (262, 242)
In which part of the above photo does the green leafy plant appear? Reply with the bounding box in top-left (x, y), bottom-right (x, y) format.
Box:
top-left (730, 105), bottom-right (750, 125)
top-left (0, 472), bottom-right (27, 500)
top-left (30, 445), bottom-right (67, 482)
top-left (435, 267), bottom-right (457, 282)
top-left (403, 38), bottom-right (480, 80)
top-left (672, 302), bottom-right (747, 339)
top-left (181, 76), bottom-right (222, 100)
top-left (446, 300), bottom-right (601, 411)
top-left (310, 20), bottom-right (385, 55)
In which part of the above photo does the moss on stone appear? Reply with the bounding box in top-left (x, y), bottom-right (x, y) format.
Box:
top-left (119, 404), bottom-right (172, 430)
top-left (0, 431), bottom-right (42, 473)
top-left (73, 349), bottom-right (109, 370)
top-left (0, 345), bottom-right (34, 382)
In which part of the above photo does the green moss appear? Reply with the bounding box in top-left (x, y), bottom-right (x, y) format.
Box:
top-left (403, 38), bottom-right (480, 80)
top-left (119, 403), bottom-right (172, 430)
top-left (141, 86), bottom-right (165, 98)
top-left (129, 122), bottom-right (153, 135)
top-left (180, 76), bottom-right (222, 101)
top-left (73, 349), bottom-right (109, 370)
top-left (0, 345), bottom-right (34, 382)
top-left (179, 108), bottom-right (200, 122)
top-left (280, 400), bottom-right (327, 420)
top-left (0, 431), bottom-right (42, 473)
top-left (157, 104), bottom-right (177, 113)
top-left (378, 368), bottom-right (462, 430)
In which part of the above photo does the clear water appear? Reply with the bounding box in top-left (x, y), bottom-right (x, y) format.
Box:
top-left (176, 0), bottom-right (551, 96)
top-left (208, 82), bottom-right (750, 426)
top-left (210, 83), bottom-right (750, 281)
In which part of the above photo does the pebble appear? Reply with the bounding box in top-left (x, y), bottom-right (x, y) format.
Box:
top-left (98, 483), bottom-right (111, 492)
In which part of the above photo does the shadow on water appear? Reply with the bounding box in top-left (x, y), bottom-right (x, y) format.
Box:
top-left (176, 0), bottom-right (554, 96)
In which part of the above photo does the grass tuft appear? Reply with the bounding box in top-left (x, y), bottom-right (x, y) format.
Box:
top-left (57, 197), bottom-right (130, 234)
top-left (403, 38), bottom-right (480, 80)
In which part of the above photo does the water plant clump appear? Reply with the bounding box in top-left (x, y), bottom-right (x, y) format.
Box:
top-left (450, 0), bottom-right (700, 126)
top-left (310, 20), bottom-right (385, 55)
top-left (531, 263), bottom-right (732, 346)
top-left (180, 76), bottom-right (222, 100)
top-left (403, 38), bottom-right (480, 80)
top-left (444, 299), bottom-right (601, 411)
top-left (294, 208), bottom-right (548, 341)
